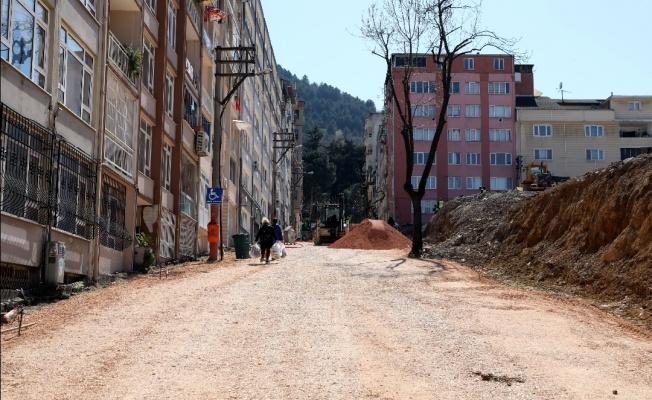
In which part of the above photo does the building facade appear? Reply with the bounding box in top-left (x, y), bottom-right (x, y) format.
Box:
top-left (515, 66), bottom-right (652, 180)
top-left (363, 112), bottom-right (388, 220)
top-left (1, 0), bottom-right (298, 288)
top-left (385, 53), bottom-right (516, 225)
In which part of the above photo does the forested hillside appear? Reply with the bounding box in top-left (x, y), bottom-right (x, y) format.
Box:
top-left (277, 65), bottom-right (377, 142)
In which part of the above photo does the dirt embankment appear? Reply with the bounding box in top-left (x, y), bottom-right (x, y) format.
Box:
top-left (424, 154), bottom-right (652, 330)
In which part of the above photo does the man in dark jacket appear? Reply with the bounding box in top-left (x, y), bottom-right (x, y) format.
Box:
top-left (255, 217), bottom-right (277, 264)
top-left (271, 218), bottom-right (283, 244)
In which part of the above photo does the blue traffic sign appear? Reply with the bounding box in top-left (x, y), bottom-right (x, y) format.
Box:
top-left (206, 187), bottom-right (223, 204)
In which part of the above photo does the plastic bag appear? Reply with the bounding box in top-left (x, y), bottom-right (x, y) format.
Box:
top-left (251, 243), bottom-right (261, 258)
top-left (281, 247), bottom-right (287, 258)
top-left (271, 242), bottom-right (282, 260)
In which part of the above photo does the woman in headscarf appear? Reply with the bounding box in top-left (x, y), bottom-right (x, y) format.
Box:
top-left (255, 217), bottom-right (277, 264)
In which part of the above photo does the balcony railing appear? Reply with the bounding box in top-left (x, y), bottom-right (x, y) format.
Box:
top-left (186, 0), bottom-right (201, 34)
top-left (108, 33), bottom-right (137, 86)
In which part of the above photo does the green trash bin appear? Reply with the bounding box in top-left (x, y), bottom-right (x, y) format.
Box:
top-left (232, 234), bottom-right (251, 259)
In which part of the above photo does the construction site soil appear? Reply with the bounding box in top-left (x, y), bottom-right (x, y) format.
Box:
top-left (423, 153), bottom-right (652, 331)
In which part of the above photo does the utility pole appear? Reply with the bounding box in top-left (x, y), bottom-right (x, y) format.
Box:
top-left (209, 46), bottom-right (268, 261)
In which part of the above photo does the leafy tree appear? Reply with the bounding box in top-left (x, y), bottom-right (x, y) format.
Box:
top-left (361, 0), bottom-right (521, 257)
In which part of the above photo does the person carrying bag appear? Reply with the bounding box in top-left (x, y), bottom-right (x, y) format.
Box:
top-left (254, 217), bottom-right (277, 264)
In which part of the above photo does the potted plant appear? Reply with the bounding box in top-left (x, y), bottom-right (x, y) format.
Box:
top-left (124, 44), bottom-right (142, 77)
top-left (134, 233), bottom-right (153, 269)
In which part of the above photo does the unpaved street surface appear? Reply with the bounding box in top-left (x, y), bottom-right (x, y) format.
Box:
top-left (2, 244), bottom-right (651, 399)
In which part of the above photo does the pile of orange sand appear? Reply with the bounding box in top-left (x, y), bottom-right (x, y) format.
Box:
top-left (329, 219), bottom-right (412, 250)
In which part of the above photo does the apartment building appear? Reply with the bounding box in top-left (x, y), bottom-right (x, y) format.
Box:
top-left (1, 0), bottom-right (296, 288)
top-left (515, 66), bottom-right (652, 179)
top-left (363, 112), bottom-right (388, 220)
top-left (385, 53), bottom-right (516, 225)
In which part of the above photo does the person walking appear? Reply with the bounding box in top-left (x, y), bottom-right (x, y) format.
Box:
top-left (271, 218), bottom-right (283, 244)
top-left (255, 217), bottom-right (277, 264)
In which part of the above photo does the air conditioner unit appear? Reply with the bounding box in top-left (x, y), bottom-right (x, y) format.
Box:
top-left (195, 130), bottom-right (209, 157)
top-left (45, 241), bottom-right (65, 284)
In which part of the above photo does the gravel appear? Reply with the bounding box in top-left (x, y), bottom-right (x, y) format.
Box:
top-left (2, 244), bottom-right (651, 399)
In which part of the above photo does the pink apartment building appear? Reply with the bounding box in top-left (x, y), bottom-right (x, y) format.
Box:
top-left (387, 54), bottom-right (516, 225)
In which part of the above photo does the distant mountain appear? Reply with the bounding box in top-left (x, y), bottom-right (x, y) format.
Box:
top-left (277, 65), bottom-right (377, 143)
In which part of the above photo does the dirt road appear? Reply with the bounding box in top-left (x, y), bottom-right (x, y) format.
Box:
top-left (2, 244), bottom-right (651, 399)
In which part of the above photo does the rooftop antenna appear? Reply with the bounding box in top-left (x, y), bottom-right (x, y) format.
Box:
top-left (558, 82), bottom-right (570, 103)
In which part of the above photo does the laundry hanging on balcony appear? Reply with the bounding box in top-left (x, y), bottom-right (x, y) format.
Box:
top-left (204, 6), bottom-right (228, 23)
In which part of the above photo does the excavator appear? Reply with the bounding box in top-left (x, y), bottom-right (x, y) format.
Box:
top-left (313, 200), bottom-right (348, 245)
top-left (520, 162), bottom-right (569, 191)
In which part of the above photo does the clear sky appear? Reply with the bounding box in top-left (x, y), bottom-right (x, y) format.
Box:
top-left (263, 0), bottom-right (652, 111)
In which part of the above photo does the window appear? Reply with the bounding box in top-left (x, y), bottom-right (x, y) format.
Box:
top-left (489, 129), bottom-right (511, 142)
top-left (165, 71), bottom-right (174, 115)
top-left (163, 143), bottom-right (172, 190)
top-left (145, 0), bottom-right (156, 14)
top-left (584, 125), bottom-right (603, 137)
top-left (229, 158), bottom-right (237, 182)
top-left (410, 104), bottom-right (436, 117)
top-left (490, 177), bottom-right (513, 190)
top-left (100, 175), bottom-right (130, 251)
top-left (56, 145), bottom-right (97, 239)
top-left (465, 105), bottom-right (480, 117)
top-left (489, 105), bottom-right (511, 118)
top-left (490, 153), bottom-right (512, 165)
top-left (466, 176), bottom-right (481, 189)
top-left (416, 200), bottom-right (438, 214)
top-left (465, 129), bottom-right (480, 141)
top-left (104, 75), bottom-right (135, 177)
top-left (1, 108), bottom-right (51, 224)
top-left (494, 58), bottom-right (504, 70)
top-left (78, 0), bottom-right (95, 16)
top-left (1, 0), bottom-right (49, 88)
top-left (448, 152), bottom-right (461, 165)
top-left (620, 147), bottom-right (652, 160)
top-left (448, 176), bottom-right (461, 189)
top-left (413, 152), bottom-right (434, 164)
top-left (466, 153), bottom-right (481, 165)
top-left (414, 128), bottom-right (434, 141)
top-left (167, 1), bottom-right (176, 49)
top-left (142, 38), bottom-right (155, 94)
top-left (394, 55), bottom-right (426, 67)
top-left (411, 176), bottom-right (436, 189)
top-left (463, 58), bottom-right (474, 70)
top-left (586, 149), bottom-right (604, 160)
top-left (410, 81), bottom-right (435, 93)
top-left (534, 125), bottom-right (552, 137)
top-left (447, 129), bottom-right (461, 141)
top-left (628, 102), bottom-right (641, 111)
top-left (449, 81), bottom-right (460, 94)
top-left (465, 81), bottom-right (480, 94)
top-left (488, 82), bottom-right (510, 94)
top-left (138, 119), bottom-right (152, 177)
top-left (534, 149), bottom-right (553, 160)
top-left (58, 28), bottom-right (94, 124)
top-left (447, 104), bottom-right (460, 117)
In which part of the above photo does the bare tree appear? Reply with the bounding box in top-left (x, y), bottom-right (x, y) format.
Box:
top-left (361, 0), bottom-right (522, 257)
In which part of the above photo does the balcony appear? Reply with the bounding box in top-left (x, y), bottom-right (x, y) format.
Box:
top-left (186, 0), bottom-right (201, 37)
top-left (108, 33), bottom-right (138, 87)
top-left (620, 129), bottom-right (650, 138)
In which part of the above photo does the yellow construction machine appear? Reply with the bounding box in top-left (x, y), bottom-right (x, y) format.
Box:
top-left (520, 162), bottom-right (569, 191)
